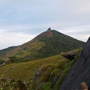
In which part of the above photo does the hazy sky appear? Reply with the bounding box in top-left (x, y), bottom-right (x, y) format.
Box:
top-left (0, 0), bottom-right (90, 49)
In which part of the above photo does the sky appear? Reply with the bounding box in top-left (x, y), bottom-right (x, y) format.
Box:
top-left (0, 0), bottom-right (90, 50)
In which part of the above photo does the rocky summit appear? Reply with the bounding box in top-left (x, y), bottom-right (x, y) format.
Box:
top-left (60, 37), bottom-right (90, 90)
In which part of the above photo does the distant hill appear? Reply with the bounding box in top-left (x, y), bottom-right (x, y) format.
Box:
top-left (0, 28), bottom-right (84, 60)
top-left (0, 46), bottom-right (17, 60)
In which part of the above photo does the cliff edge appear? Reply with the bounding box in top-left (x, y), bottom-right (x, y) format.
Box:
top-left (60, 37), bottom-right (90, 90)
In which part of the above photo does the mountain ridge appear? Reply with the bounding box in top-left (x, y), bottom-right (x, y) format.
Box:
top-left (0, 28), bottom-right (84, 61)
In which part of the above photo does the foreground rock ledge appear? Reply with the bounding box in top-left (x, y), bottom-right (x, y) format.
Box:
top-left (60, 37), bottom-right (90, 90)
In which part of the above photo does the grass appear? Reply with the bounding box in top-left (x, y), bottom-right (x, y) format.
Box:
top-left (54, 60), bottom-right (74, 90)
top-left (0, 54), bottom-right (67, 82)
top-left (33, 60), bottom-right (74, 90)
top-left (0, 48), bottom-right (81, 90)
top-left (31, 58), bottom-right (70, 90)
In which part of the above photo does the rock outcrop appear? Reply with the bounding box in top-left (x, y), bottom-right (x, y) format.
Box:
top-left (33, 66), bottom-right (43, 82)
top-left (61, 51), bottom-right (77, 60)
top-left (60, 37), bottom-right (90, 90)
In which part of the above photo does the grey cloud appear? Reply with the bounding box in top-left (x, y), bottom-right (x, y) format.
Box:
top-left (0, 0), bottom-right (90, 49)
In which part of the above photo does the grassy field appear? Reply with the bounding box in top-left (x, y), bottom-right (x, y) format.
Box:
top-left (0, 54), bottom-right (68, 82)
top-left (0, 48), bottom-right (82, 90)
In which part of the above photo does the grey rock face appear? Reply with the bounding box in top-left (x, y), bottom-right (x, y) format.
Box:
top-left (33, 66), bottom-right (43, 82)
top-left (53, 76), bottom-right (59, 88)
top-left (60, 37), bottom-right (90, 90)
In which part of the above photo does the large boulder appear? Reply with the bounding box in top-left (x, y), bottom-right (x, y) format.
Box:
top-left (60, 37), bottom-right (90, 90)
top-left (61, 51), bottom-right (77, 60)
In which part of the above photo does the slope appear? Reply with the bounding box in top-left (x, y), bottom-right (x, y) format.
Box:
top-left (0, 28), bottom-right (84, 61)
top-left (0, 54), bottom-right (68, 82)
top-left (0, 48), bottom-right (82, 90)
top-left (60, 37), bottom-right (90, 90)
top-left (0, 46), bottom-right (17, 60)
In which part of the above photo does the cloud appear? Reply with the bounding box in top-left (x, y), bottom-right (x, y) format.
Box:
top-left (0, 22), bottom-right (90, 43)
top-left (69, 0), bottom-right (90, 14)
top-left (0, 30), bottom-right (35, 50)
top-left (0, 0), bottom-right (90, 27)
top-left (0, 0), bottom-right (90, 49)
top-left (58, 25), bottom-right (90, 42)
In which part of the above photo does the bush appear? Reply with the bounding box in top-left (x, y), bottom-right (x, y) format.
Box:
top-left (9, 56), bottom-right (30, 63)
top-left (0, 59), bottom-right (4, 64)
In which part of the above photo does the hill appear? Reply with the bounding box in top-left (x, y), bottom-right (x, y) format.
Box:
top-left (0, 46), bottom-right (17, 60)
top-left (0, 28), bottom-right (84, 60)
top-left (0, 28), bottom-right (84, 61)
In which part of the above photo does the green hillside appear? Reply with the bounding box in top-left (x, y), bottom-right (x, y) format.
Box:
top-left (0, 48), bottom-right (82, 90)
top-left (0, 46), bottom-right (17, 60)
top-left (0, 54), bottom-right (71, 90)
top-left (0, 28), bottom-right (84, 61)
top-left (0, 54), bottom-right (67, 81)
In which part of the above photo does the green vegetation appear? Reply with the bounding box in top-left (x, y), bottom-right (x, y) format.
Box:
top-left (0, 78), bottom-right (27, 90)
top-left (37, 30), bottom-right (84, 59)
top-left (30, 49), bottom-right (81, 90)
top-left (32, 60), bottom-right (74, 90)
top-left (0, 46), bottom-right (17, 59)
top-left (0, 59), bottom-right (4, 64)
top-left (75, 47), bottom-right (82, 60)
top-left (54, 60), bottom-right (74, 90)
top-left (9, 56), bottom-right (30, 63)
top-left (0, 54), bottom-right (66, 82)
top-left (0, 54), bottom-right (72, 90)
top-left (0, 29), bottom-right (83, 90)
top-left (0, 30), bottom-right (84, 62)
top-left (0, 48), bottom-right (81, 90)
